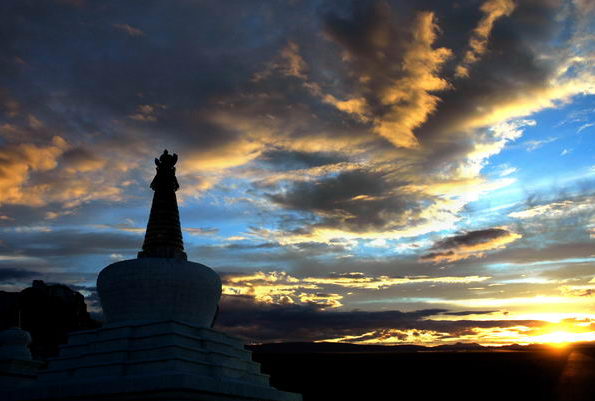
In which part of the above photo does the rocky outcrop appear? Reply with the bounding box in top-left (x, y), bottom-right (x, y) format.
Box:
top-left (0, 281), bottom-right (100, 359)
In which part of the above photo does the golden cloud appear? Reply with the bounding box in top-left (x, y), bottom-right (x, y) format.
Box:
top-left (371, 12), bottom-right (452, 148)
top-left (458, 77), bottom-right (595, 136)
top-left (303, 273), bottom-right (490, 289)
top-left (558, 284), bottom-right (595, 297)
top-left (323, 329), bottom-right (444, 345)
top-left (0, 136), bottom-right (68, 206)
top-left (319, 321), bottom-right (595, 347)
top-left (322, 11), bottom-right (452, 148)
top-left (222, 271), bottom-right (490, 309)
top-left (0, 132), bottom-right (138, 209)
top-left (223, 274), bottom-right (325, 307)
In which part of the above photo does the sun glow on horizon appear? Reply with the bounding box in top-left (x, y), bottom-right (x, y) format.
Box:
top-left (313, 317), bottom-right (595, 347)
top-left (527, 331), bottom-right (595, 347)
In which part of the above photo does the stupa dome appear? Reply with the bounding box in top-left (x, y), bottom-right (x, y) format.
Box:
top-left (98, 258), bottom-right (221, 326)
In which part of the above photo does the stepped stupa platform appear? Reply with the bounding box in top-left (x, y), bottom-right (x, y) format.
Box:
top-left (4, 150), bottom-right (300, 401)
top-left (11, 320), bottom-right (296, 401)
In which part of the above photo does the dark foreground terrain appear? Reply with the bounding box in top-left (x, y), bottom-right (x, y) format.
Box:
top-left (250, 342), bottom-right (595, 401)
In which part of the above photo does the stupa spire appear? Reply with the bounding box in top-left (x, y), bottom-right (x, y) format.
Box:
top-left (138, 149), bottom-right (187, 260)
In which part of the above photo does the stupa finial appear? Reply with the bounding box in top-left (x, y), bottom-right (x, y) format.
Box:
top-left (138, 150), bottom-right (186, 260)
top-left (150, 149), bottom-right (179, 191)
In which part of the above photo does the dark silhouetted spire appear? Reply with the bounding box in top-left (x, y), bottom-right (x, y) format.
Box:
top-left (138, 150), bottom-right (187, 260)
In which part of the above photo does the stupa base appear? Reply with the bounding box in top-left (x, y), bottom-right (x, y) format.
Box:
top-left (9, 371), bottom-right (299, 401)
top-left (6, 320), bottom-right (300, 401)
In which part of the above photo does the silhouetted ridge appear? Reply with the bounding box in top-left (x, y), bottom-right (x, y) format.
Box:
top-left (138, 149), bottom-right (187, 260)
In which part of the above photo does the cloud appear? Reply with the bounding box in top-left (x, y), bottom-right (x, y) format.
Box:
top-left (0, 136), bottom-right (68, 206)
top-left (302, 272), bottom-right (490, 289)
top-left (0, 130), bottom-right (135, 209)
top-left (558, 284), bottom-right (595, 297)
top-left (216, 0), bottom-right (582, 245)
top-left (577, 122), bottom-right (594, 133)
top-left (259, 161), bottom-right (515, 244)
top-left (0, 267), bottom-right (39, 282)
top-left (113, 23), bottom-right (145, 37)
top-left (421, 228), bottom-right (522, 263)
top-left (508, 193), bottom-right (595, 239)
top-left (415, 0), bottom-right (595, 143)
top-left (128, 104), bottom-right (166, 122)
top-left (509, 196), bottom-right (595, 220)
top-left (322, 4), bottom-right (452, 148)
top-left (441, 310), bottom-right (498, 316)
top-left (183, 227), bottom-right (219, 236)
top-left (221, 270), bottom-right (490, 309)
top-left (498, 166), bottom-right (518, 177)
top-left (1, 0), bottom-right (589, 246)
top-left (0, 229), bottom-right (141, 258)
top-left (522, 136), bottom-right (558, 151)
top-left (60, 147), bottom-right (106, 173)
top-left (455, 0), bottom-right (516, 78)
top-left (0, 88), bottom-right (20, 117)
top-left (215, 293), bottom-right (551, 344)
top-left (221, 271), bottom-right (339, 308)
top-left (258, 149), bottom-right (346, 171)
top-left (252, 40), bottom-right (312, 84)
top-left (426, 295), bottom-right (592, 309)
top-left (267, 168), bottom-right (408, 232)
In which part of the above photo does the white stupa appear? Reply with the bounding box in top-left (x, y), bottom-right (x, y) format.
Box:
top-left (0, 327), bottom-right (44, 389)
top-left (7, 150), bottom-right (300, 401)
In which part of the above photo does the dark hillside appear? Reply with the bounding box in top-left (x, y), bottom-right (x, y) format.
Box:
top-left (250, 342), bottom-right (595, 401)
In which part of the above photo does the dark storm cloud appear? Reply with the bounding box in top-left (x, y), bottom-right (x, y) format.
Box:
top-left (268, 168), bottom-right (416, 232)
top-left (258, 149), bottom-right (347, 171)
top-left (0, 206), bottom-right (47, 227)
top-left (189, 239), bottom-right (349, 271)
top-left (216, 294), bottom-right (442, 342)
top-left (59, 147), bottom-right (105, 173)
top-left (0, 229), bottom-right (141, 258)
top-left (215, 294), bottom-right (544, 343)
top-left (484, 241), bottom-right (595, 267)
top-left (222, 242), bottom-right (280, 251)
top-left (0, 267), bottom-right (39, 282)
top-left (441, 310), bottom-right (498, 316)
top-left (433, 228), bottom-right (514, 250)
top-left (0, 0), bottom-right (312, 169)
top-left (0, 88), bottom-right (19, 117)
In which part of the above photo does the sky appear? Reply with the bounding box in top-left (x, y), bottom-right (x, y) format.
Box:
top-left (0, 0), bottom-right (594, 346)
